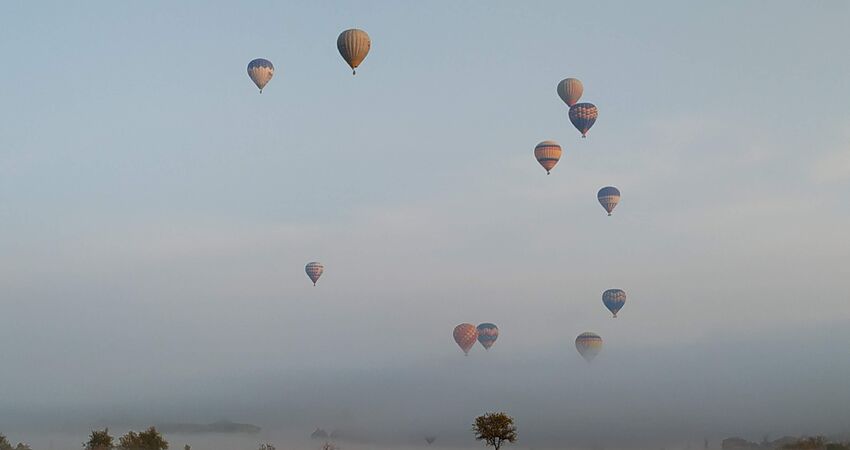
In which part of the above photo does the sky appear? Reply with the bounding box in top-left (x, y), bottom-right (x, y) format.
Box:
top-left (1, 1), bottom-right (850, 449)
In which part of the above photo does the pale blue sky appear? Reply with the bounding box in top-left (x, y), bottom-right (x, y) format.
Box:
top-left (1, 1), bottom-right (850, 446)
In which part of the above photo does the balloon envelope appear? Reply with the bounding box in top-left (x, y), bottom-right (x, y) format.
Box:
top-left (602, 289), bottom-right (626, 318)
top-left (569, 103), bottom-right (598, 138)
top-left (337, 29), bottom-right (371, 74)
top-left (453, 323), bottom-right (478, 355)
top-left (247, 58), bottom-right (274, 92)
top-left (476, 323), bottom-right (499, 350)
top-left (557, 78), bottom-right (583, 106)
top-left (534, 140), bottom-right (563, 175)
top-left (597, 186), bottom-right (621, 216)
top-left (575, 332), bottom-right (603, 362)
top-left (305, 262), bottom-right (324, 286)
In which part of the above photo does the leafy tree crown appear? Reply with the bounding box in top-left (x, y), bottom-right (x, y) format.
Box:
top-left (472, 412), bottom-right (517, 450)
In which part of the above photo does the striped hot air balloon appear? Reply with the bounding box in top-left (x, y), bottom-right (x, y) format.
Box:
top-left (602, 289), bottom-right (626, 318)
top-left (453, 323), bottom-right (478, 355)
top-left (575, 332), bottom-right (603, 362)
top-left (597, 186), bottom-right (621, 216)
top-left (305, 262), bottom-right (324, 286)
top-left (337, 29), bottom-right (371, 75)
top-left (534, 140), bottom-right (563, 175)
top-left (476, 323), bottom-right (499, 350)
top-left (557, 78), bottom-right (583, 107)
top-left (247, 58), bottom-right (274, 93)
top-left (569, 103), bottom-right (598, 138)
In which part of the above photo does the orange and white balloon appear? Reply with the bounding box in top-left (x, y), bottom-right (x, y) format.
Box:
top-left (534, 140), bottom-right (563, 175)
top-left (575, 332), bottom-right (603, 362)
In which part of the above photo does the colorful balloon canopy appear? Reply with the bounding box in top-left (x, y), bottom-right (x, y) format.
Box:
top-left (575, 332), bottom-right (603, 362)
top-left (337, 29), bottom-right (371, 75)
top-left (602, 289), bottom-right (626, 318)
top-left (476, 323), bottom-right (499, 350)
top-left (305, 262), bottom-right (324, 286)
top-left (247, 58), bottom-right (274, 93)
top-left (557, 78), bottom-right (584, 107)
top-left (569, 103), bottom-right (598, 138)
top-left (534, 140), bottom-right (563, 175)
top-left (453, 323), bottom-right (478, 355)
top-left (597, 186), bottom-right (621, 216)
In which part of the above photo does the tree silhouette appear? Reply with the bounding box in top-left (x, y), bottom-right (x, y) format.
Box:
top-left (118, 427), bottom-right (168, 450)
top-left (472, 412), bottom-right (517, 450)
top-left (0, 434), bottom-right (30, 450)
top-left (85, 429), bottom-right (114, 450)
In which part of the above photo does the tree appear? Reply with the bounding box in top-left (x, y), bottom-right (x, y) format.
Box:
top-left (259, 444), bottom-right (275, 450)
top-left (118, 427), bottom-right (168, 450)
top-left (0, 434), bottom-right (12, 450)
top-left (85, 428), bottom-right (114, 450)
top-left (472, 412), bottom-right (517, 450)
top-left (0, 434), bottom-right (29, 450)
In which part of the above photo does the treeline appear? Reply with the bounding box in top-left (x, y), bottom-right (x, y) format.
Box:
top-left (784, 437), bottom-right (850, 450)
top-left (84, 427), bottom-right (169, 450)
top-left (724, 436), bottom-right (850, 450)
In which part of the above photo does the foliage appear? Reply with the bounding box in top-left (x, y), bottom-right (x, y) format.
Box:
top-left (784, 437), bottom-right (827, 450)
top-left (85, 428), bottom-right (115, 450)
top-left (472, 412), bottom-right (517, 450)
top-left (321, 442), bottom-right (338, 450)
top-left (0, 434), bottom-right (30, 450)
top-left (259, 444), bottom-right (275, 450)
top-left (118, 427), bottom-right (168, 450)
top-left (825, 443), bottom-right (850, 450)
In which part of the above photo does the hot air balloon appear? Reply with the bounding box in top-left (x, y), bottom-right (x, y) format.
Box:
top-left (534, 140), bottom-right (563, 175)
top-left (602, 289), bottom-right (626, 318)
top-left (569, 103), bottom-right (598, 138)
top-left (453, 323), bottom-right (478, 355)
top-left (557, 78), bottom-right (583, 107)
top-left (575, 332), bottom-right (603, 362)
top-left (247, 58), bottom-right (274, 93)
top-left (337, 29), bottom-right (371, 75)
top-left (597, 186), bottom-right (621, 216)
top-left (305, 262), bottom-right (324, 286)
top-left (476, 323), bottom-right (499, 350)
top-left (425, 437), bottom-right (436, 445)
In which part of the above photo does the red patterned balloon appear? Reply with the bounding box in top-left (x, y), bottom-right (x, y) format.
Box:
top-left (453, 323), bottom-right (478, 355)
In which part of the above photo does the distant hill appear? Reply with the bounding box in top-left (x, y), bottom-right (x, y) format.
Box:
top-left (158, 420), bottom-right (261, 434)
top-left (722, 437), bottom-right (761, 449)
top-left (721, 436), bottom-right (848, 450)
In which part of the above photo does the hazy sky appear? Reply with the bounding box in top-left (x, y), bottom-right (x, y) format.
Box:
top-left (2, 1), bottom-right (850, 448)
